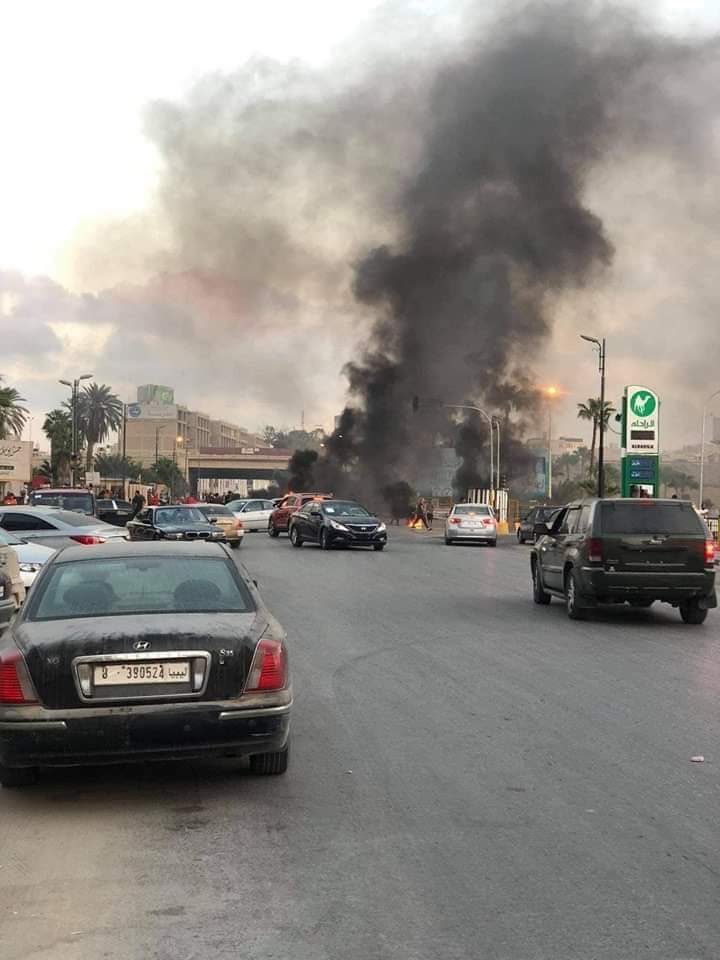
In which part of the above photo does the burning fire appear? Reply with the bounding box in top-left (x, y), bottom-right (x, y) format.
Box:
top-left (407, 518), bottom-right (425, 530)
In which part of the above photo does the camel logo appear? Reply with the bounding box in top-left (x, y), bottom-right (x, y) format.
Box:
top-left (630, 391), bottom-right (656, 418)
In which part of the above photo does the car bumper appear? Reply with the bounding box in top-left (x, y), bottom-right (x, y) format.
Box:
top-left (446, 526), bottom-right (497, 540)
top-left (578, 567), bottom-right (716, 604)
top-left (328, 529), bottom-right (387, 547)
top-left (0, 692), bottom-right (291, 769)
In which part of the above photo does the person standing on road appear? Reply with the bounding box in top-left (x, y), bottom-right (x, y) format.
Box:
top-left (415, 497), bottom-right (429, 530)
top-left (131, 490), bottom-right (145, 519)
top-left (426, 501), bottom-right (434, 530)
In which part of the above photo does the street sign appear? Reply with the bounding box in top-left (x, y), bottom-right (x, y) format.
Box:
top-left (621, 386), bottom-right (660, 496)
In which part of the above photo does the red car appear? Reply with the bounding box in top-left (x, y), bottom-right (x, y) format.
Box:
top-left (268, 493), bottom-right (333, 537)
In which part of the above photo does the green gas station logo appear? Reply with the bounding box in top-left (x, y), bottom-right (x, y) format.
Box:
top-left (629, 390), bottom-right (657, 418)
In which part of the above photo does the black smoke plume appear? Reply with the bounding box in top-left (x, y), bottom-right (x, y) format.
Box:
top-left (287, 449), bottom-right (319, 493)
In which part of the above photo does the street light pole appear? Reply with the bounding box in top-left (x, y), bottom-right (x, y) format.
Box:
top-left (59, 374), bottom-right (93, 487)
top-left (445, 404), bottom-right (494, 500)
top-left (547, 402), bottom-right (553, 499)
top-left (580, 335), bottom-right (607, 498)
top-left (699, 389), bottom-right (720, 509)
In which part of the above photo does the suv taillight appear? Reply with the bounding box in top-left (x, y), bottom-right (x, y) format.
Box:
top-left (0, 650), bottom-right (38, 705)
top-left (587, 538), bottom-right (604, 563)
top-left (245, 638), bottom-right (288, 692)
top-left (705, 539), bottom-right (716, 565)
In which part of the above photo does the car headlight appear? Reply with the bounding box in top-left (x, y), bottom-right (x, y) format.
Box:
top-left (211, 530), bottom-right (225, 538)
top-left (18, 563), bottom-right (42, 573)
top-left (377, 522), bottom-right (386, 532)
top-left (164, 532), bottom-right (184, 540)
top-left (330, 520), bottom-right (348, 531)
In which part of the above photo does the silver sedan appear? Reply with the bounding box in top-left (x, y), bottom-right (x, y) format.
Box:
top-left (445, 503), bottom-right (497, 546)
top-left (0, 506), bottom-right (128, 549)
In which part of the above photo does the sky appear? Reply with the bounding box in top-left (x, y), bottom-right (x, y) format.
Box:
top-left (1, 0), bottom-right (719, 450)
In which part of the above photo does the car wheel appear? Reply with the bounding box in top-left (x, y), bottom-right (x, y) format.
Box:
top-left (249, 745), bottom-right (289, 775)
top-left (268, 522), bottom-right (279, 538)
top-left (517, 529), bottom-right (524, 543)
top-left (532, 560), bottom-right (551, 605)
top-left (319, 528), bottom-right (331, 550)
top-left (488, 539), bottom-right (497, 547)
top-left (445, 537), bottom-right (452, 545)
top-left (565, 568), bottom-right (587, 620)
top-left (679, 599), bottom-right (708, 625)
top-left (0, 764), bottom-right (38, 788)
top-left (230, 541), bottom-right (241, 550)
top-left (373, 543), bottom-right (385, 552)
top-left (290, 526), bottom-right (303, 548)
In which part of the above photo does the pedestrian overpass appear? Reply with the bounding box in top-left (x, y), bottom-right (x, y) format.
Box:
top-left (186, 447), bottom-right (291, 495)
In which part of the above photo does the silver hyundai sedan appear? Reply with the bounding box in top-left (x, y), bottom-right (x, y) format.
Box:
top-left (445, 503), bottom-right (497, 546)
top-left (0, 506), bottom-right (128, 549)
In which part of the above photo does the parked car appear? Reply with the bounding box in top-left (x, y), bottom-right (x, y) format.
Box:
top-left (517, 505), bottom-right (560, 543)
top-left (96, 498), bottom-right (133, 527)
top-left (0, 574), bottom-right (14, 633)
top-left (288, 499), bottom-right (387, 551)
top-left (445, 503), bottom-right (497, 546)
top-left (127, 505), bottom-right (227, 543)
top-left (0, 530), bottom-right (55, 589)
top-left (0, 506), bottom-right (127, 549)
top-left (226, 498), bottom-right (276, 532)
top-left (268, 493), bottom-right (333, 537)
top-left (196, 503), bottom-right (244, 549)
top-left (0, 541), bottom-right (291, 786)
top-left (29, 488), bottom-right (96, 516)
top-left (531, 497), bottom-right (717, 623)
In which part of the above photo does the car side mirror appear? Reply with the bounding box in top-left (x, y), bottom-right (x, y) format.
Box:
top-left (208, 517), bottom-right (218, 524)
top-left (534, 522), bottom-right (551, 537)
top-left (310, 509), bottom-right (321, 516)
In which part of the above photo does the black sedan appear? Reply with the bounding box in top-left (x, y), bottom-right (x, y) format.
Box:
top-left (96, 498), bottom-right (133, 527)
top-left (0, 541), bottom-right (291, 786)
top-left (127, 505), bottom-right (227, 543)
top-left (288, 499), bottom-right (387, 551)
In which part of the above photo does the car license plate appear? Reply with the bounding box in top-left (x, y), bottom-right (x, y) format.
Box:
top-left (94, 662), bottom-right (190, 685)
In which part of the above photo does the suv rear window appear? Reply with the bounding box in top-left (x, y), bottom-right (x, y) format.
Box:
top-left (598, 502), bottom-right (704, 536)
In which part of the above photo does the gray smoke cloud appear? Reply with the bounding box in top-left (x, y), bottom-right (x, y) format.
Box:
top-left (2, 1), bottom-right (719, 467)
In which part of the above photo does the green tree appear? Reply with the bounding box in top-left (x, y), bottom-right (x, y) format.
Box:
top-left (43, 408), bottom-right (73, 483)
top-left (0, 377), bottom-right (29, 438)
top-left (580, 462), bottom-right (621, 496)
top-left (660, 466), bottom-right (698, 497)
top-left (76, 383), bottom-right (123, 471)
top-left (577, 399), bottom-right (616, 472)
top-left (33, 459), bottom-right (53, 482)
top-left (94, 453), bottom-right (143, 481)
top-left (145, 458), bottom-right (188, 497)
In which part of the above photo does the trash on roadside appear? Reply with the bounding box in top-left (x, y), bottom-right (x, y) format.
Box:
top-left (691, 755), bottom-right (705, 763)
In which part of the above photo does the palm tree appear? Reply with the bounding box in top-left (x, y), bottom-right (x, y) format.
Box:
top-left (95, 452), bottom-right (143, 480)
top-left (0, 377), bottom-right (29, 438)
top-left (146, 457), bottom-right (188, 497)
top-left (77, 383), bottom-right (123, 471)
top-left (577, 399), bottom-right (616, 473)
top-left (43, 408), bottom-right (72, 483)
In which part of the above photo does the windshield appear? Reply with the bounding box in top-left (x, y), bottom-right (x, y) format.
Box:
top-left (199, 505), bottom-right (232, 517)
top-left (536, 507), bottom-right (558, 520)
top-left (453, 504), bottom-right (492, 516)
top-left (323, 502), bottom-right (371, 517)
top-left (599, 501), bottom-right (705, 536)
top-left (31, 492), bottom-right (94, 515)
top-left (155, 507), bottom-right (207, 526)
top-left (29, 556), bottom-right (254, 620)
top-left (226, 501), bottom-right (249, 511)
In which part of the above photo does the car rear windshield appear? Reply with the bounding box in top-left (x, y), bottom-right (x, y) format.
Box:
top-left (31, 492), bottom-right (94, 515)
top-left (28, 556), bottom-right (255, 620)
top-left (454, 505), bottom-right (492, 515)
top-left (598, 501), bottom-right (705, 536)
top-left (198, 505), bottom-right (232, 517)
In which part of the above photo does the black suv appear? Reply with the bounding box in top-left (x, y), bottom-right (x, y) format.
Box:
top-left (530, 498), bottom-right (716, 623)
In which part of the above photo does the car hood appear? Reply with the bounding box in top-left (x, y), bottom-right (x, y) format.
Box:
top-left (11, 542), bottom-right (56, 564)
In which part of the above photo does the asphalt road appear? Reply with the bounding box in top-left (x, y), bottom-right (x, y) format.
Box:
top-left (2, 528), bottom-right (720, 959)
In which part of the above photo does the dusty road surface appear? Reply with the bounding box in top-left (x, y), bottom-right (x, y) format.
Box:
top-left (2, 529), bottom-right (720, 959)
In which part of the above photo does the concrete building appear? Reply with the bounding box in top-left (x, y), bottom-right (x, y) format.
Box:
top-left (122, 385), bottom-right (247, 468)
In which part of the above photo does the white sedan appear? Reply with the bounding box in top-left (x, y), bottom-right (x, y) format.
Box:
top-left (226, 498), bottom-right (276, 532)
top-left (0, 528), bottom-right (56, 588)
top-left (445, 503), bottom-right (497, 546)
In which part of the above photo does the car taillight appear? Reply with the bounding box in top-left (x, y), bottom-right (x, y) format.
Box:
top-left (450, 518), bottom-right (462, 525)
top-left (588, 538), bottom-right (604, 563)
top-left (234, 520), bottom-right (243, 530)
top-left (705, 539), bottom-right (716, 565)
top-left (245, 638), bottom-right (288, 692)
top-left (70, 535), bottom-right (106, 545)
top-left (0, 650), bottom-right (38, 705)
top-left (482, 518), bottom-right (494, 526)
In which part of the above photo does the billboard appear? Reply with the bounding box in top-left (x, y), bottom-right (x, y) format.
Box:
top-left (126, 403), bottom-right (177, 421)
top-left (0, 440), bottom-right (32, 484)
top-left (137, 384), bottom-right (174, 405)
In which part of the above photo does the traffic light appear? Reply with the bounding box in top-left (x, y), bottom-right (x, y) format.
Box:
top-left (500, 472), bottom-right (509, 489)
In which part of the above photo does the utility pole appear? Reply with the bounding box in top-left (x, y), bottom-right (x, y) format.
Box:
top-left (59, 374), bottom-right (93, 487)
top-left (581, 335), bottom-right (607, 498)
top-left (699, 389), bottom-right (720, 509)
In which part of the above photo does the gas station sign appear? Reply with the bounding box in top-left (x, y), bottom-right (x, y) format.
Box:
top-left (621, 385), bottom-right (660, 497)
